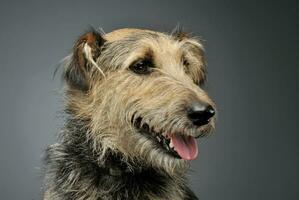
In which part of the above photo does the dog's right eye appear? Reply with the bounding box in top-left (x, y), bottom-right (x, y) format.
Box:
top-left (129, 59), bottom-right (153, 75)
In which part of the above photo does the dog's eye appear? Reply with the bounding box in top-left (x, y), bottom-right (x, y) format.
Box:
top-left (182, 58), bottom-right (190, 67)
top-left (129, 59), bottom-right (153, 75)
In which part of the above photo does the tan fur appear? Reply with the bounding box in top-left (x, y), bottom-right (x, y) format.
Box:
top-left (66, 28), bottom-right (214, 175)
top-left (44, 28), bottom-right (215, 200)
top-left (104, 28), bottom-right (151, 41)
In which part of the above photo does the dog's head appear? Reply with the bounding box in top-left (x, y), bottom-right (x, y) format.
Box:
top-left (64, 28), bottom-right (216, 173)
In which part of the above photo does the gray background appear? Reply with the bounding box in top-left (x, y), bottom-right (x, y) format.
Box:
top-left (0, 0), bottom-right (298, 199)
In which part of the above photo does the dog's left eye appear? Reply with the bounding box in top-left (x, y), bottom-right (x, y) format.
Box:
top-left (129, 59), bottom-right (153, 75)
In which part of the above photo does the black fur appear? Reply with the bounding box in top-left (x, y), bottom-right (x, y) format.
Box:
top-left (44, 111), bottom-right (198, 199)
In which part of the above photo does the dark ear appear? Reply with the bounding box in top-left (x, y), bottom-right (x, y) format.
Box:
top-left (65, 30), bottom-right (106, 91)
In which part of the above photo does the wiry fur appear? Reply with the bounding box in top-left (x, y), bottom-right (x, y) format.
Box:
top-left (43, 27), bottom-right (216, 200)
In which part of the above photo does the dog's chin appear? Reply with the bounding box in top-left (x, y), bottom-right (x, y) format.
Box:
top-left (135, 138), bottom-right (189, 174)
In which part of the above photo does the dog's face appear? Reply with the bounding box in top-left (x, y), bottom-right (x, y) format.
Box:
top-left (64, 28), bottom-right (216, 173)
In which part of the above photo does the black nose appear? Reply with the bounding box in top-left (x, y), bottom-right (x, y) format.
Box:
top-left (187, 102), bottom-right (215, 126)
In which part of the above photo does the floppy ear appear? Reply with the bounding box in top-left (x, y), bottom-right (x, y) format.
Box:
top-left (64, 30), bottom-right (106, 91)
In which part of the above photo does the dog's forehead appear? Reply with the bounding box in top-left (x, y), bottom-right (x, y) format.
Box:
top-left (104, 28), bottom-right (158, 42)
top-left (104, 28), bottom-right (189, 60)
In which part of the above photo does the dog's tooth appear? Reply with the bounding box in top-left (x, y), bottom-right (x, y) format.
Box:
top-left (156, 136), bottom-right (161, 142)
top-left (169, 140), bottom-right (174, 148)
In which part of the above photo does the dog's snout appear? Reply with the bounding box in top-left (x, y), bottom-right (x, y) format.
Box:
top-left (187, 102), bottom-right (215, 126)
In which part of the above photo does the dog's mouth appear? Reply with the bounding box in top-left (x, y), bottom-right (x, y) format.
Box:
top-left (133, 117), bottom-right (198, 160)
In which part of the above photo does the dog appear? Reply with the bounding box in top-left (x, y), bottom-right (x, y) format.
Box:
top-left (43, 27), bottom-right (216, 200)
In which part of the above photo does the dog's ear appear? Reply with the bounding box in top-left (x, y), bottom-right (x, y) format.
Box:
top-left (65, 30), bottom-right (106, 91)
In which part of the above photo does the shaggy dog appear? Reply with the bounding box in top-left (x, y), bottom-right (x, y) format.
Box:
top-left (43, 27), bottom-right (216, 200)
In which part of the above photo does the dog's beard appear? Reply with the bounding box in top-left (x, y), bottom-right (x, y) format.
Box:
top-left (129, 131), bottom-right (189, 174)
top-left (127, 115), bottom-right (214, 174)
top-left (90, 106), bottom-right (213, 174)
top-left (91, 126), bottom-right (188, 174)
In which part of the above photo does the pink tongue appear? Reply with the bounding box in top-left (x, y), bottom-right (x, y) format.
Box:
top-left (170, 134), bottom-right (198, 160)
